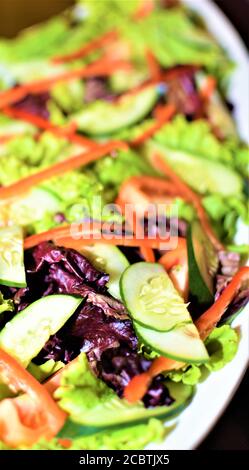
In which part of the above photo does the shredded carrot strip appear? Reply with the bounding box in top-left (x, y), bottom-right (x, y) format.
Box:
top-left (134, 0), bottom-right (155, 19)
top-left (159, 238), bottom-right (187, 271)
top-left (24, 225), bottom-right (179, 250)
top-left (0, 141), bottom-right (127, 200)
top-left (0, 86), bottom-right (27, 109)
top-left (154, 104), bottom-right (166, 120)
top-left (116, 190), bottom-right (156, 263)
top-left (131, 104), bottom-right (176, 146)
top-left (200, 75), bottom-right (216, 100)
top-left (0, 59), bottom-right (132, 109)
top-left (146, 50), bottom-right (161, 81)
top-left (55, 235), bottom-right (179, 251)
top-left (140, 246), bottom-right (156, 262)
top-left (24, 221), bottom-right (123, 249)
top-left (153, 154), bottom-right (224, 250)
top-left (195, 266), bottom-right (249, 339)
top-left (52, 30), bottom-right (118, 64)
top-left (3, 107), bottom-right (96, 149)
top-left (117, 174), bottom-right (181, 261)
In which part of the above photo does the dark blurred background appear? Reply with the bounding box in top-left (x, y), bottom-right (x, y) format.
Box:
top-left (0, 0), bottom-right (248, 46)
top-left (0, 0), bottom-right (248, 450)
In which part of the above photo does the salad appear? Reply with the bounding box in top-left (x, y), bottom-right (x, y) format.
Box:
top-left (0, 0), bottom-right (248, 451)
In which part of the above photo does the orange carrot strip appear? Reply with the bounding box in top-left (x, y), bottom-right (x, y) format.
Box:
top-left (52, 30), bottom-right (118, 64)
top-left (134, 0), bottom-right (155, 19)
top-left (117, 174), bottom-right (181, 262)
top-left (123, 373), bottom-right (151, 403)
top-left (0, 141), bottom-right (127, 200)
top-left (158, 238), bottom-right (187, 271)
top-left (24, 221), bottom-right (123, 249)
top-left (195, 266), bottom-right (249, 339)
top-left (0, 59), bottom-right (132, 109)
top-left (159, 239), bottom-right (189, 301)
top-left (3, 107), bottom-right (96, 149)
top-left (200, 76), bottom-right (217, 100)
top-left (116, 192), bottom-right (155, 262)
top-left (140, 246), bottom-right (156, 262)
top-left (152, 154), bottom-right (224, 250)
top-left (146, 50), bottom-right (161, 81)
top-left (55, 236), bottom-right (178, 251)
top-left (131, 104), bottom-right (175, 146)
top-left (0, 86), bottom-right (27, 109)
top-left (24, 227), bottom-right (179, 250)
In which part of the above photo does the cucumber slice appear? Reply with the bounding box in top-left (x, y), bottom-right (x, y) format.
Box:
top-left (144, 140), bottom-right (242, 196)
top-left (120, 262), bottom-right (190, 332)
top-left (0, 295), bottom-right (83, 367)
top-left (187, 221), bottom-right (218, 308)
top-left (59, 381), bottom-right (193, 429)
top-left (71, 86), bottom-right (158, 136)
top-left (0, 187), bottom-right (62, 227)
top-left (134, 321), bottom-right (209, 363)
top-left (0, 225), bottom-right (26, 288)
top-left (80, 244), bottom-right (129, 300)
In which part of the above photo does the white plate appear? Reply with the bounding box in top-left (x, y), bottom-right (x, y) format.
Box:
top-left (148, 0), bottom-right (249, 450)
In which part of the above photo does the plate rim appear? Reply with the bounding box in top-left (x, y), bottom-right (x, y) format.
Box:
top-left (147, 0), bottom-right (249, 451)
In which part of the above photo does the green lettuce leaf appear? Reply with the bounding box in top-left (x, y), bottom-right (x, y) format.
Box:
top-left (202, 194), bottom-right (249, 242)
top-left (0, 418), bottom-right (168, 451)
top-left (51, 80), bottom-right (85, 114)
top-left (0, 1), bottom-right (232, 91)
top-left (149, 116), bottom-right (248, 242)
top-left (55, 354), bottom-right (192, 429)
top-left (122, 8), bottom-right (233, 88)
top-left (168, 365), bottom-right (202, 386)
top-left (94, 149), bottom-right (154, 190)
top-left (154, 115), bottom-right (249, 178)
top-left (27, 359), bottom-right (64, 382)
top-left (204, 325), bottom-right (239, 371)
top-left (66, 418), bottom-right (167, 450)
top-left (0, 292), bottom-right (14, 315)
top-left (168, 325), bottom-right (240, 385)
top-left (0, 114), bottom-right (36, 137)
top-left (0, 132), bottom-right (73, 186)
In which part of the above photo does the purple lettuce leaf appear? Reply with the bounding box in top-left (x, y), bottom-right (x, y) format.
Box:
top-left (84, 77), bottom-right (114, 103)
top-left (13, 241), bottom-right (109, 310)
top-left (13, 92), bottom-right (50, 119)
top-left (165, 68), bottom-right (203, 119)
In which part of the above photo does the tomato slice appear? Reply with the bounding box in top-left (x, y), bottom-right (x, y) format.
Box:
top-left (0, 349), bottom-right (66, 447)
